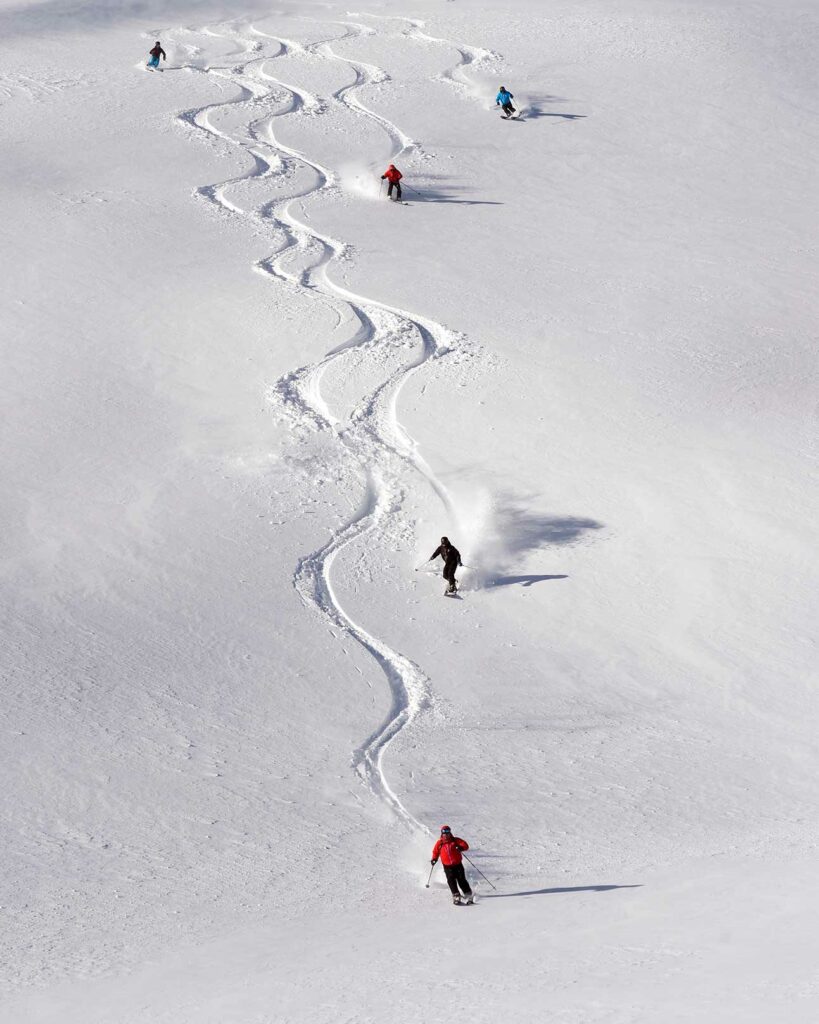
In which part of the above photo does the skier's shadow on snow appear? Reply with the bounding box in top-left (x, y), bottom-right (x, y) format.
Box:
top-left (409, 177), bottom-right (503, 205)
top-left (490, 574), bottom-right (568, 587)
top-left (524, 108), bottom-right (587, 121)
top-left (483, 884), bottom-right (641, 898)
top-left (522, 93), bottom-right (587, 121)
top-left (481, 502), bottom-right (603, 588)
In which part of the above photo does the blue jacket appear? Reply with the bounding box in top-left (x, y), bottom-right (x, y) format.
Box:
top-left (496, 89), bottom-right (514, 106)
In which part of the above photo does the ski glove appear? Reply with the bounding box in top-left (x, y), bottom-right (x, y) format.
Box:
top-left (430, 859), bottom-right (437, 866)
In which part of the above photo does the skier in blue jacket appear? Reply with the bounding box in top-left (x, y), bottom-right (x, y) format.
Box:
top-left (496, 86), bottom-right (516, 118)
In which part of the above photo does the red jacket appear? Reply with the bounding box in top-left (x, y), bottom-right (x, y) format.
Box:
top-left (432, 835), bottom-right (469, 866)
top-left (382, 165), bottom-right (402, 183)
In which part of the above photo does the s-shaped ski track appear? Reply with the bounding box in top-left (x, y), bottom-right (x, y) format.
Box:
top-left (170, 16), bottom-right (485, 835)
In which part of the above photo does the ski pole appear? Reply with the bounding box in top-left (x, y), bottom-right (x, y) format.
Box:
top-left (379, 178), bottom-right (385, 198)
top-left (403, 182), bottom-right (424, 197)
top-left (425, 861), bottom-right (437, 888)
top-left (463, 854), bottom-right (497, 890)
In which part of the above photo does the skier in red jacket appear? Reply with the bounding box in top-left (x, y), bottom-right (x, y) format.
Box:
top-left (381, 163), bottom-right (403, 201)
top-left (431, 825), bottom-right (473, 904)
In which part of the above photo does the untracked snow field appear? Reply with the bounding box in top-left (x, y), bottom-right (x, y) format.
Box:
top-left (1, 0), bottom-right (817, 1021)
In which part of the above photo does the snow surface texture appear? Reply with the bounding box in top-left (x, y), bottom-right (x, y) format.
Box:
top-left (1, 0), bottom-right (818, 1021)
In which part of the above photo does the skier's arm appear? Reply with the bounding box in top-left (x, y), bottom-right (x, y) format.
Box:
top-left (430, 545), bottom-right (443, 561)
top-left (160, 48), bottom-right (167, 60)
top-left (431, 839), bottom-right (442, 862)
top-left (456, 839), bottom-right (469, 851)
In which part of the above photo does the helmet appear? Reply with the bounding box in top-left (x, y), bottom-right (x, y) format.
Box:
top-left (440, 536), bottom-right (449, 545)
top-left (500, 85), bottom-right (506, 91)
top-left (440, 825), bottom-right (452, 834)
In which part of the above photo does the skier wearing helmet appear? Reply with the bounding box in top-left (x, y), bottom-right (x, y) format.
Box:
top-left (431, 826), bottom-right (473, 905)
top-left (147, 41), bottom-right (167, 69)
top-left (496, 85), bottom-right (516, 118)
top-left (380, 163), bottom-right (403, 201)
top-left (429, 536), bottom-right (462, 594)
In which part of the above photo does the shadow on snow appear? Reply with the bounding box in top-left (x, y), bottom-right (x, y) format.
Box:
top-left (490, 574), bottom-right (569, 587)
top-left (484, 884), bottom-right (642, 898)
top-left (404, 176), bottom-right (503, 206)
top-left (523, 93), bottom-right (588, 121)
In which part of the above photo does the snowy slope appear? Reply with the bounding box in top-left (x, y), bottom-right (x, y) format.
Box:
top-left (1, 0), bottom-right (817, 1021)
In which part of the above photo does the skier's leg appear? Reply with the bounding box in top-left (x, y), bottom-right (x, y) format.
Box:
top-left (387, 182), bottom-right (395, 199)
top-left (455, 864), bottom-right (472, 897)
top-left (442, 865), bottom-right (460, 896)
top-left (396, 183), bottom-right (402, 200)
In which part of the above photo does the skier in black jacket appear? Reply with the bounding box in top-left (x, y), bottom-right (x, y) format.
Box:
top-left (430, 536), bottom-right (462, 594)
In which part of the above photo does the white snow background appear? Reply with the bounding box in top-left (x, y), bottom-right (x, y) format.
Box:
top-left (1, 0), bottom-right (817, 1021)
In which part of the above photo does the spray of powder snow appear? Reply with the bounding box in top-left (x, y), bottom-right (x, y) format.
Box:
top-left (419, 489), bottom-right (603, 591)
top-left (337, 160), bottom-right (385, 201)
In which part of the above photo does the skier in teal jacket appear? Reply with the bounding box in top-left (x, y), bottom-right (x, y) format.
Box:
top-left (496, 86), bottom-right (516, 118)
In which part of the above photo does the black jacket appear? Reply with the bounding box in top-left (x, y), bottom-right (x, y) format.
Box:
top-left (431, 544), bottom-right (462, 571)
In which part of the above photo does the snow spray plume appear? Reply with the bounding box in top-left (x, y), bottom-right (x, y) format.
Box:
top-left (338, 161), bottom-right (384, 201)
top-left (449, 489), bottom-right (603, 590)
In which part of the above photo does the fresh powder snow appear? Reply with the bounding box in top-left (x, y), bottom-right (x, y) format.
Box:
top-left (1, 0), bottom-right (817, 1021)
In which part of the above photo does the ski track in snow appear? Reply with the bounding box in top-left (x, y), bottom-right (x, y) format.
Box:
top-left (349, 11), bottom-right (502, 96)
top-left (171, 16), bottom-right (493, 834)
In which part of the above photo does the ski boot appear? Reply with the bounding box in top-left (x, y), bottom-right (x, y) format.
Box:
top-left (465, 894), bottom-right (474, 905)
top-left (452, 894), bottom-right (462, 906)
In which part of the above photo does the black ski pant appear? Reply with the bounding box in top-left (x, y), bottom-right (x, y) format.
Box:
top-left (443, 558), bottom-right (458, 586)
top-left (443, 862), bottom-right (472, 897)
top-left (387, 181), bottom-right (402, 200)
top-left (501, 102), bottom-right (516, 116)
